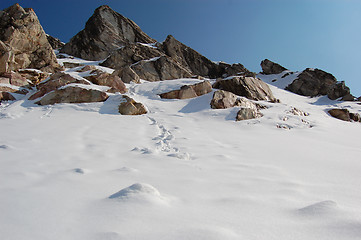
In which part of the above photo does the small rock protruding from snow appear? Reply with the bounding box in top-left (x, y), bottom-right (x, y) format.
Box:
top-left (328, 108), bottom-right (361, 122)
top-left (236, 108), bottom-right (263, 121)
top-left (159, 81), bottom-right (212, 100)
top-left (260, 59), bottom-right (288, 75)
top-left (118, 95), bottom-right (147, 115)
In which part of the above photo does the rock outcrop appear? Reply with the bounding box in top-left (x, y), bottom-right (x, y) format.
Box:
top-left (236, 108), bottom-right (263, 121)
top-left (112, 66), bottom-right (140, 84)
top-left (210, 90), bottom-right (259, 109)
top-left (159, 81), bottom-right (212, 99)
top-left (285, 68), bottom-right (350, 100)
top-left (118, 95), bottom-right (147, 115)
top-left (213, 76), bottom-right (277, 102)
top-left (131, 56), bottom-right (192, 81)
top-left (0, 4), bottom-right (61, 73)
top-left (85, 71), bottom-right (127, 93)
top-left (260, 59), bottom-right (287, 75)
top-left (328, 108), bottom-right (360, 122)
top-left (29, 72), bottom-right (89, 100)
top-left (60, 5), bottom-right (156, 60)
top-left (46, 34), bottom-right (64, 50)
top-left (36, 86), bottom-right (109, 105)
top-left (0, 72), bottom-right (29, 87)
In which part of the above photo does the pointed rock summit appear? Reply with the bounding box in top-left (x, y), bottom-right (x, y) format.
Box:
top-left (60, 5), bottom-right (156, 60)
top-left (0, 3), bottom-right (61, 73)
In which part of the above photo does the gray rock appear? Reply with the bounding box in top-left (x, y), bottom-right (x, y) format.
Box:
top-left (46, 34), bottom-right (65, 50)
top-left (211, 90), bottom-right (259, 110)
top-left (131, 56), bottom-right (192, 81)
top-left (118, 95), bottom-right (147, 115)
top-left (60, 5), bottom-right (156, 60)
top-left (236, 108), bottom-right (263, 121)
top-left (260, 59), bottom-right (287, 75)
top-left (159, 81), bottom-right (212, 99)
top-left (285, 68), bottom-right (350, 100)
top-left (36, 86), bottom-right (108, 105)
top-left (112, 66), bottom-right (140, 84)
top-left (212, 76), bottom-right (277, 102)
top-left (0, 4), bottom-right (62, 73)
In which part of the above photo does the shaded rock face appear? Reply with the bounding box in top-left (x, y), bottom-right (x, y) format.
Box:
top-left (285, 68), bottom-right (350, 100)
top-left (112, 66), bottom-right (140, 84)
top-left (118, 95), bottom-right (147, 115)
top-left (159, 81), bottom-right (212, 99)
top-left (328, 108), bottom-right (361, 122)
top-left (131, 56), bottom-right (192, 82)
top-left (46, 34), bottom-right (64, 50)
top-left (0, 91), bottom-right (15, 102)
top-left (60, 5), bottom-right (155, 60)
top-left (18, 69), bottom-right (49, 85)
top-left (236, 108), bottom-right (263, 121)
top-left (260, 59), bottom-right (287, 75)
top-left (29, 72), bottom-right (89, 100)
top-left (101, 43), bottom-right (162, 69)
top-left (0, 4), bottom-right (61, 73)
top-left (161, 35), bottom-right (253, 78)
top-left (0, 72), bottom-right (28, 87)
top-left (210, 90), bottom-right (259, 110)
top-left (213, 76), bottom-right (277, 102)
top-left (85, 71), bottom-right (127, 93)
top-left (36, 86), bottom-right (109, 105)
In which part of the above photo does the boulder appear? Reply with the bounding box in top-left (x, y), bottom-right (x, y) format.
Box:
top-left (0, 4), bottom-right (62, 73)
top-left (159, 81), bottom-right (212, 99)
top-left (213, 76), bottom-right (277, 102)
top-left (18, 69), bottom-right (49, 85)
top-left (36, 86), bottom-right (109, 105)
top-left (77, 65), bottom-right (98, 73)
top-left (131, 56), bottom-right (192, 81)
top-left (101, 43), bottom-right (163, 69)
top-left (29, 72), bottom-right (89, 100)
top-left (0, 72), bottom-right (28, 87)
top-left (285, 68), bottom-right (350, 99)
top-left (210, 90), bottom-right (259, 109)
top-left (0, 85), bottom-right (28, 94)
top-left (0, 91), bottom-right (15, 102)
top-left (350, 113), bottom-right (361, 122)
top-left (118, 95), bottom-right (147, 115)
top-left (328, 109), bottom-right (351, 122)
top-left (236, 108), bottom-right (263, 121)
top-left (341, 93), bottom-right (356, 101)
top-left (112, 66), bottom-right (140, 84)
top-left (46, 34), bottom-right (65, 49)
top-left (60, 5), bottom-right (156, 60)
top-left (85, 72), bottom-right (127, 93)
top-left (260, 59), bottom-right (287, 75)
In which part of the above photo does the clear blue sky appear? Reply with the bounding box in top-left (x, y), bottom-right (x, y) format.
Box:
top-left (1, 0), bottom-right (361, 96)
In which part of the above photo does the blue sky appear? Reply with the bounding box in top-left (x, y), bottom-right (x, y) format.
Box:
top-left (1, 0), bottom-right (361, 96)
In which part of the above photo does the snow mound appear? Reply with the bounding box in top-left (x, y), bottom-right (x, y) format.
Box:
top-left (298, 200), bottom-right (338, 216)
top-left (108, 183), bottom-right (167, 204)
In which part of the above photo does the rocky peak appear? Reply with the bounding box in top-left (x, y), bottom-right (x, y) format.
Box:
top-left (60, 5), bottom-right (156, 60)
top-left (0, 3), bottom-right (61, 73)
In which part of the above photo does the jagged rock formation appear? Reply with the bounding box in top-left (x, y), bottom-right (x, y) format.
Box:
top-left (36, 86), bottom-right (109, 105)
top-left (285, 68), bottom-right (350, 100)
top-left (159, 81), bottom-right (212, 99)
top-left (213, 76), bottom-right (277, 102)
top-left (260, 59), bottom-right (287, 75)
top-left (60, 5), bottom-right (156, 60)
top-left (46, 34), bottom-right (64, 50)
top-left (118, 95), bottom-right (147, 115)
top-left (0, 4), bottom-right (61, 73)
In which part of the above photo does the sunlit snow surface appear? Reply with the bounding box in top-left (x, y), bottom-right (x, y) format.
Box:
top-left (1, 58), bottom-right (361, 240)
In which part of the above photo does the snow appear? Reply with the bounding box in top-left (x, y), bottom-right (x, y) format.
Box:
top-left (1, 56), bottom-right (361, 240)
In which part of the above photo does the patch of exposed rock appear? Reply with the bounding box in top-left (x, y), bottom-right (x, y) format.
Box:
top-left (260, 59), bottom-right (287, 75)
top-left (46, 34), bottom-right (65, 50)
top-left (328, 108), bottom-right (360, 122)
top-left (118, 95), bottom-right (147, 115)
top-left (210, 90), bottom-right (260, 110)
top-left (0, 4), bottom-right (62, 73)
top-left (112, 66), bottom-right (140, 84)
top-left (236, 108), bottom-right (263, 121)
top-left (36, 86), bottom-right (109, 105)
top-left (0, 91), bottom-right (15, 102)
top-left (285, 68), bottom-right (350, 100)
top-left (0, 72), bottom-right (29, 87)
top-left (60, 5), bottom-right (156, 60)
top-left (213, 76), bottom-right (277, 102)
top-left (18, 69), bottom-right (49, 85)
top-left (131, 56), bottom-right (192, 81)
top-left (29, 72), bottom-right (90, 100)
top-left (85, 71), bottom-right (127, 93)
top-left (159, 81), bottom-right (212, 99)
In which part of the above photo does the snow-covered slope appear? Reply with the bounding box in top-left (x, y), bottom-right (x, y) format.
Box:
top-left (1, 58), bottom-right (361, 240)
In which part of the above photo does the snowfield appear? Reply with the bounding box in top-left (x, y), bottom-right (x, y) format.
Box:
top-left (1, 59), bottom-right (361, 240)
